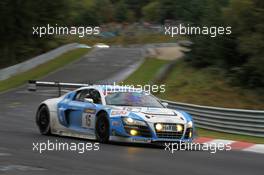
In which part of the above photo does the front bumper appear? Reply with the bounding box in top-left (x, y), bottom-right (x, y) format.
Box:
top-left (109, 136), bottom-right (193, 144)
top-left (110, 118), bottom-right (195, 144)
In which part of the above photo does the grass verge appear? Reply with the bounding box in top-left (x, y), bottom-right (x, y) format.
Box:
top-left (123, 57), bottom-right (264, 143)
top-left (158, 60), bottom-right (264, 110)
top-left (123, 58), bottom-right (168, 84)
top-left (63, 34), bottom-right (184, 46)
top-left (0, 48), bottom-right (89, 92)
top-left (197, 128), bottom-right (264, 144)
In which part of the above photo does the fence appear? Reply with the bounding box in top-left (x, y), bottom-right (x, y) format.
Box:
top-left (162, 99), bottom-right (264, 137)
top-left (0, 43), bottom-right (85, 80)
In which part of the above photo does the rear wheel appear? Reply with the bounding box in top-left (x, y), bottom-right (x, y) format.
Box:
top-left (36, 105), bottom-right (51, 135)
top-left (95, 113), bottom-right (109, 143)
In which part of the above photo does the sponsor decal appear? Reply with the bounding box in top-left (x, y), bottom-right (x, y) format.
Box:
top-left (111, 110), bottom-right (129, 116)
top-left (111, 121), bottom-right (120, 126)
top-left (84, 108), bottom-right (96, 114)
top-left (123, 107), bottom-right (142, 112)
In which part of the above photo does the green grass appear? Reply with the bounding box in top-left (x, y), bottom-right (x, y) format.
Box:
top-left (123, 58), bottom-right (264, 143)
top-left (123, 58), bottom-right (168, 85)
top-left (62, 34), bottom-right (184, 46)
top-left (197, 128), bottom-right (264, 144)
top-left (0, 48), bottom-right (89, 92)
top-left (158, 60), bottom-right (264, 110)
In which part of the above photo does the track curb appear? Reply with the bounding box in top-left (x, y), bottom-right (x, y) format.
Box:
top-left (194, 137), bottom-right (264, 154)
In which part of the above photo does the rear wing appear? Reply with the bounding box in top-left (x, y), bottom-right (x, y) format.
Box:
top-left (28, 80), bottom-right (91, 96)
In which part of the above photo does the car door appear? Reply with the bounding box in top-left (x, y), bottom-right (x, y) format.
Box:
top-left (58, 89), bottom-right (95, 132)
top-left (69, 89), bottom-right (97, 131)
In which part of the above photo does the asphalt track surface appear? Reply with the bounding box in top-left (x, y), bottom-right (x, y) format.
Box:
top-left (0, 48), bottom-right (263, 175)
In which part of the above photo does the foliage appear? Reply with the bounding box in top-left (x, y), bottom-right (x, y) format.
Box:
top-left (142, 1), bottom-right (161, 22)
top-left (0, 0), bottom-right (74, 68)
top-left (185, 0), bottom-right (264, 88)
top-left (1, 0), bottom-right (264, 90)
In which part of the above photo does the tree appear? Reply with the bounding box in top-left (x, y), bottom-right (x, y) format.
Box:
top-left (187, 0), bottom-right (264, 88)
top-left (0, 0), bottom-right (75, 68)
top-left (142, 1), bottom-right (161, 22)
top-left (186, 0), bottom-right (229, 67)
top-left (114, 1), bottom-right (129, 22)
top-left (223, 0), bottom-right (264, 87)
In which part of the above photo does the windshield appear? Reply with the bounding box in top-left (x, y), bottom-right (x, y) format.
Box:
top-left (105, 92), bottom-right (163, 108)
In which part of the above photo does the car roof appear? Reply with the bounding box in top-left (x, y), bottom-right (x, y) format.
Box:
top-left (76, 85), bottom-right (144, 93)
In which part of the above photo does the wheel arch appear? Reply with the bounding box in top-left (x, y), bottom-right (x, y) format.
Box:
top-left (36, 98), bottom-right (61, 134)
top-left (35, 103), bottom-right (51, 135)
top-left (36, 103), bottom-right (50, 119)
top-left (37, 103), bottom-right (48, 111)
top-left (96, 110), bottom-right (110, 121)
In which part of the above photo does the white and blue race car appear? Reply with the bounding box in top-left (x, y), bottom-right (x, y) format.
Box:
top-left (29, 81), bottom-right (195, 144)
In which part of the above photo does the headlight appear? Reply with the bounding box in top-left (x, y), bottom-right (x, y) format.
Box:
top-left (122, 117), bottom-right (147, 126)
top-left (176, 124), bottom-right (183, 132)
top-left (155, 123), bottom-right (163, 131)
top-left (189, 131), bottom-right (193, 138)
top-left (130, 129), bottom-right (138, 136)
top-left (187, 121), bottom-right (193, 128)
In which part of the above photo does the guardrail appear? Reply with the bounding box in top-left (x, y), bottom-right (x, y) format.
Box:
top-left (162, 99), bottom-right (264, 137)
top-left (0, 43), bottom-right (88, 81)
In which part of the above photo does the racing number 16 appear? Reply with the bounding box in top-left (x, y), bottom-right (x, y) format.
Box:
top-left (82, 114), bottom-right (91, 128)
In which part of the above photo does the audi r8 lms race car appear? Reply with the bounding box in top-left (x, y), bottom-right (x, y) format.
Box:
top-left (29, 80), bottom-right (195, 144)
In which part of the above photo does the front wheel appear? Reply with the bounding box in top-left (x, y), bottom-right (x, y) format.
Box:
top-left (95, 114), bottom-right (109, 143)
top-left (36, 105), bottom-right (51, 135)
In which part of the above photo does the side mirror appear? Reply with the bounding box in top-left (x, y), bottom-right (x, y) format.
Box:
top-left (84, 98), bottom-right (94, 103)
top-left (162, 102), bottom-right (169, 107)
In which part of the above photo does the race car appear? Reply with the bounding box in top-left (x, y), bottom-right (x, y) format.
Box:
top-left (29, 80), bottom-right (195, 144)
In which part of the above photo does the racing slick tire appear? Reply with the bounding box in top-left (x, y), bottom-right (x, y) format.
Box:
top-left (36, 105), bottom-right (51, 135)
top-left (95, 113), bottom-right (110, 143)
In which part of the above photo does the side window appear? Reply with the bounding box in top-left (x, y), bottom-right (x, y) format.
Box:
top-left (87, 89), bottom-right (102, 104)
top-left (74, 89), bottom-right (102, 104)
top-left (74, 90), bottom-right (89, 102)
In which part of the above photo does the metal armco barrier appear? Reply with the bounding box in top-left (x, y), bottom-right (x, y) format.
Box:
top-left (162, 99), bottom-right (264, 137)
top-left (0, 43), bottom-right (86, 81)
